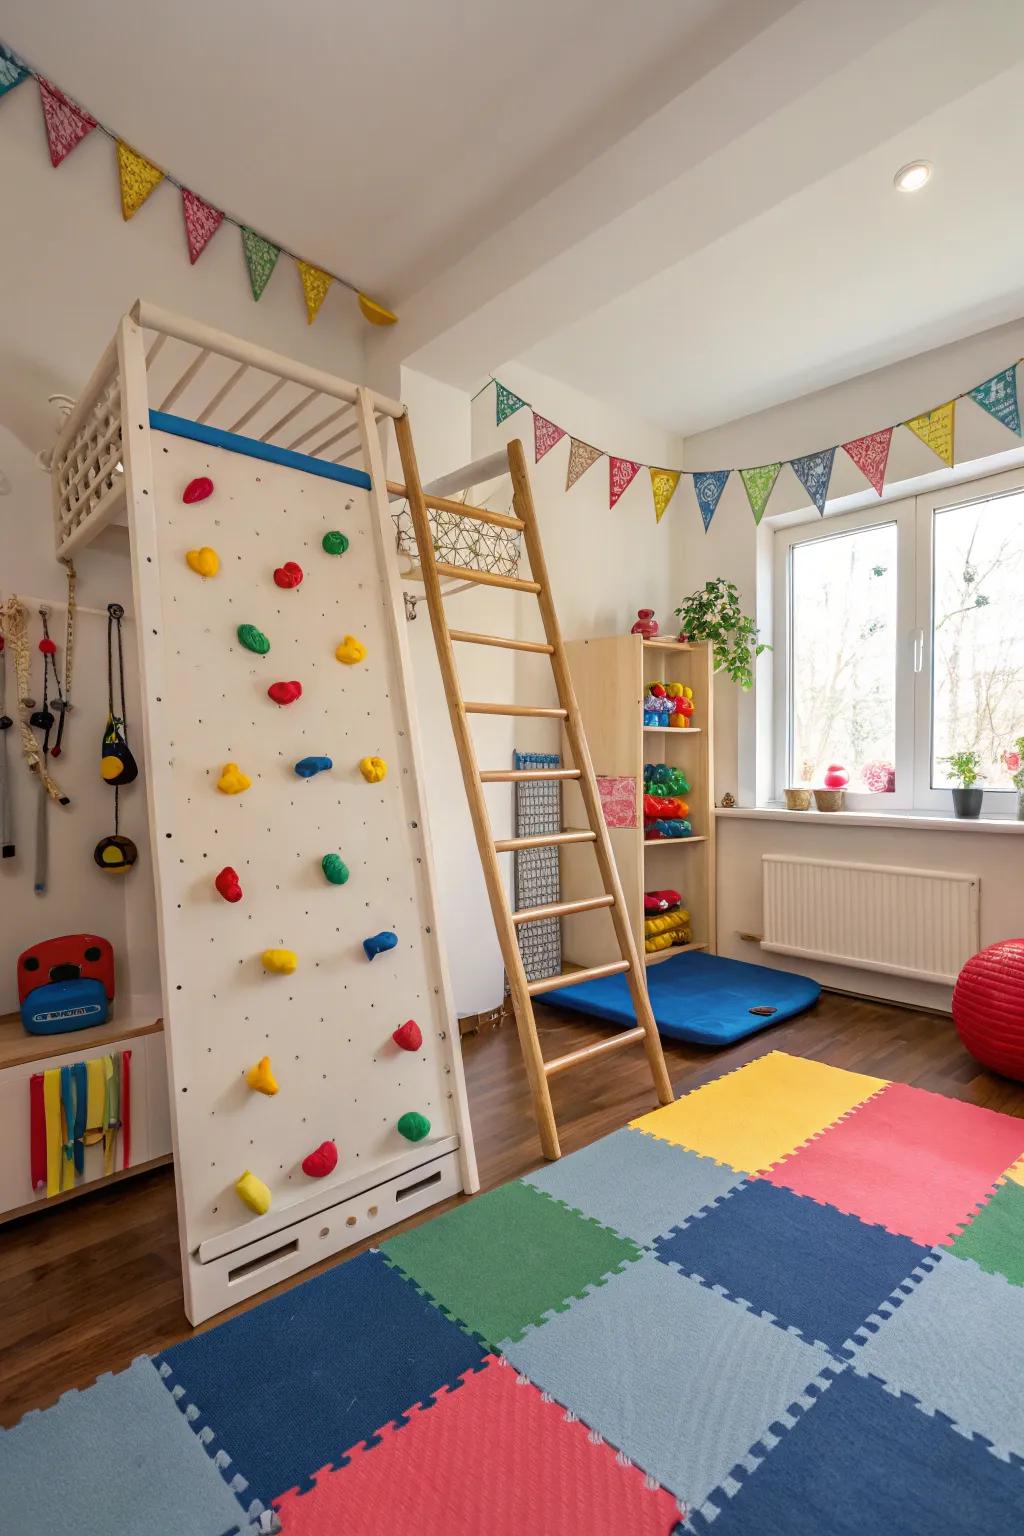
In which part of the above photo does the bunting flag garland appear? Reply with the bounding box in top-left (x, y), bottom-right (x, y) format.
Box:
top-left (533, 412), bottom-right (566, 463)
top-left (649, 468), bottom-right (681, 523)
top-left (970, 368), bottom-right (1022, 436)
top-left (38, 77), bottom-right (96, 167)
top-left (693, 470), bottom-right (730, 532)
top-left (609, 456), bottom-right (641, 508)
top-left (740, 463), bottom-right (782, 524)
top-left (495, 382), bottom-right (528, 426)
top-left (296, 259), bottom-right (332, 325)
top-left (790, 446), bottom-right (836, 516)
top-left (565, 438), bottom-right (602, 491)
top-left (181, 188), bottom-right (223, 264)
top-left (241, 226), bottom-right (280, 301)
top-left (0, 43), bottom-right (27, 96)
top-left (842, 427), bottom-right (892, 497)
top-left (905, 400), bottom-right (955, 466)
top-left (116, 141), bottom-right (164, 220)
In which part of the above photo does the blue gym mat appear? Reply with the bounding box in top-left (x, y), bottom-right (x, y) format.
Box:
top-left (542, 950), bottom-right (821, 1045)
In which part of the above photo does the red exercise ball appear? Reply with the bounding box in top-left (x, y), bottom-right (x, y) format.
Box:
top-left (952, 939), bottom-right (1024, 1082)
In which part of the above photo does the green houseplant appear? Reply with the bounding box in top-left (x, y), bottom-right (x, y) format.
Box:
top-left (675, 579), bottom-right (768, 691)
top-left (942, 750), bottom-right (984, 819)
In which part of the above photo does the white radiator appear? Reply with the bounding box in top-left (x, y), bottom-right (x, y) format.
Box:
top-left (761, 855), bottom-right (979, 986)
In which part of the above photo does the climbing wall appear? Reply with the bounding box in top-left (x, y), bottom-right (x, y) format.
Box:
top-left (129, 417), bottom-right (473, 1322)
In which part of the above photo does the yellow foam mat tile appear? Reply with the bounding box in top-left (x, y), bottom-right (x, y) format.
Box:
top-left (1003, 1156), bottom-right (1024, 1187)
top-left (630, 1050), bottom-right (888, 1175)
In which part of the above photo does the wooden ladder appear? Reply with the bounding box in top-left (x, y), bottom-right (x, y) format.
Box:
top-left (390, 421), bottom-right (674, 1160)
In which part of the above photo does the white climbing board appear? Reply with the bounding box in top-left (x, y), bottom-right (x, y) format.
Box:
top-left (126, 413), bottom-right (475, 1323)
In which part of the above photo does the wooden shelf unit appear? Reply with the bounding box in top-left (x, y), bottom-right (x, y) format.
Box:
top-left (559, 634), bottom-right (716, 971)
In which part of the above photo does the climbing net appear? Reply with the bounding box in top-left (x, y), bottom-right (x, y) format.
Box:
top-left (392, 500), bottom-right (522, 578)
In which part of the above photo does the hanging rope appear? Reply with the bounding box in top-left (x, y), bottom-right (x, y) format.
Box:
top-left (0, 596), bottom-right (68, 806)
top-left (0, 623), bottom-right (13, 858)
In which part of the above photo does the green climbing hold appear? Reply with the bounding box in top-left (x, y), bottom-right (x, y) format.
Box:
top-left (322, 531), bottom-right (350, 556)
top-left (237, 624), bottom-right (270, 655)
top-left (321, 853), bottom-right (349, 886)
top-left (397, 1111), bottom-right (431, 1143)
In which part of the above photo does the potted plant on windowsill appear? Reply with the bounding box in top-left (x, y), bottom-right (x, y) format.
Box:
top-left (674, 578), bottom-right (768, 691)
top-left (943, 751), bottom-right (984, 818)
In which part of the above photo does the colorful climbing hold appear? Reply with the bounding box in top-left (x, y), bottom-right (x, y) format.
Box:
top-left (363, 930), bottom-right (397, 962)
top-left (335, 635), bottom-right (367, 666)
top-left (392, 1019), bottom-right (423, 1052)
top-left (397, 1111), bottom-right (431, 1143)
top-left (185, 546), bottom-right (220, 577)
top-left (235, 1170), bottom-right (271, 1214)
top-left (321, 853), bottom-right (349, 885)
top-left (38, 637), bottom-right (57, 655)
top-left (359, 755), bottom-right (387, 783)
top-left (261, 948), bottom-right (298, 974)
top-left (214, 865), bottom-right (243, 903)
top-left (245, 1055), bottom-right (279, 1095)
top-left (294, 755), bottom-right (333, 779)
top-left (183, 476), bottom-right (214, 505)
top-left (301, 1140), bottom-right (339, 1178)
top-left (237, 624), bottom-right (270, 655)
top-left (322, 531), bottom-right (349, 556)
top-left (273, 561), bottom-right (303, 589)
top-left (268, 680), bottom-right (303, 706)
top-left (217, 762), bottom-right (252, 795)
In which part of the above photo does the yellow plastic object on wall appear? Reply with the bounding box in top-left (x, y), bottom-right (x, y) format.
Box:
top-left (217, 762), bottom-right (252, 795)
top-left (357, 292), bottom-right (398, 327)
top-left (246, 1056), bottom-right (279, 1095)
top-left (335, 635), bottom-right (367, 666)
top-left (261, 948), bottom-right (298, 975)
top-left (359, 755), bottom-right (387, 783)
top-left (185, 547), bottom-right (220, 578)
top-left (236, 1170), bottom-right (271, 1215)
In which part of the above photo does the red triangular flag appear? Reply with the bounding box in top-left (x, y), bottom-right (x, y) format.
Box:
top-left (38, 77), bottom-right (97, 167)
top-left (181, 188), bottom-right (224, 264)
top-left (609, 456), bottom-right (641, 508)
top-left (533, 412), bottom-right (566, 463)
top-left (842, 427), bottom-right (893, 497)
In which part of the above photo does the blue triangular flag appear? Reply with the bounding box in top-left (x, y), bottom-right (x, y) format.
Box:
top-left (0, 44), bottom-right (29, 97)
top-left (970, 367), bottom-right (1021, 436)
top-left (692, 470), bottom-right (729, 532)
top-left (495, 381), bottom-right (527, 426)
top-left (791, 446), bottom-right (836, 515)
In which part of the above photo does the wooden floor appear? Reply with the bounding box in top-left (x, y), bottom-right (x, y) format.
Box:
top-left (3, 992), bottom-right (1023, 1426)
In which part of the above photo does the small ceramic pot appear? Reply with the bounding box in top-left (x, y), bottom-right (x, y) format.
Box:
top-left (813, 788), bottom-right (845, 812)
top-left (631, 608), bottom-right (659, 638)
top-left (952, 787), bottom-right (983, 819)
top-left (783, 787), bottom-right (812, 811)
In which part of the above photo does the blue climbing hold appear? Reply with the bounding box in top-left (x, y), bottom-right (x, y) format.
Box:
top-left (294, 756), bottom-right (333, 779)
top-left (363, 931), bottom-right (398, 961)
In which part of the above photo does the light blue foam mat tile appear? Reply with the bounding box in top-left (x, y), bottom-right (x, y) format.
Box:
top-left (848, 1249), bottom-right (1024, 1464)
top-left (523, 1126), bottom-right (745, 1245)
top-left (499, 1251), bottom-right (835, 1508)
top-left (0, 1356), bottom-right (258, 1536)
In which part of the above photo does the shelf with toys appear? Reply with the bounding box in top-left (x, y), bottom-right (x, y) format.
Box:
top-left (557, 632), bottom-right (716, 977)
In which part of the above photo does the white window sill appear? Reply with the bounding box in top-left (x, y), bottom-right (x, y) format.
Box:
top-left (715, 805), bottom-right (1024, 835)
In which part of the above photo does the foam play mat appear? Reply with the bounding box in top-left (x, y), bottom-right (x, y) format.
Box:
top-left (3, 1050), bottom-right (1024, 1533)
top-left (541, 949), bottom-right (822, 1044)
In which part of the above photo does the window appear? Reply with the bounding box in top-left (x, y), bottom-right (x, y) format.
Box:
top-left (775, 468), bottom-right (1024, 814)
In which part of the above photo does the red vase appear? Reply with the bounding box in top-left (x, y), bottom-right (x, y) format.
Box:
top-left (631, 608), bottom-right (659, 638)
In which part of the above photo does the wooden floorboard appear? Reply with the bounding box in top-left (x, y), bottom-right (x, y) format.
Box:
top-left (2, 991), bottom-right (1022, 1426)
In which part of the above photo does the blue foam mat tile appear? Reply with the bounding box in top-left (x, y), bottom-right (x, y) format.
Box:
top-left (539, 951), bottom-right (821, 1044)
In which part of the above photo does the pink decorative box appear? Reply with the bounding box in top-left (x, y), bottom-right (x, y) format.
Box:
top-left (597, 776), bottom-right (637, 829)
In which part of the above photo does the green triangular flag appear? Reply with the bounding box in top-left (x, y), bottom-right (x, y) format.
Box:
top-left (241, 227), bottom-right (281, 302)
top-left (0, 44), bottom-right (28, 97)
top-left (739, 462), bottom-right (782, 524)
top-left (495, 381), bottom-right (527, 426)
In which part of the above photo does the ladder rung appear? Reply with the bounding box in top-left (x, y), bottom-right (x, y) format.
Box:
top-left (449, 629), bottom-right (555, 655)
top-left (465, 702), bottom-right (567, 719)
top-left (513, 894), bottom-right (614, 925)
top-left (543, 1026), bottom-right (648, 1077)
top-left (527, 960), bottom-right (631, 996)
top-left (479, 768), bottom-right (581, 783)
top-left (494, 830), bottom-right (595, 853)
top-left (386, 480), bottom-right (525, 531)
top-left (435, 563), bottom-right (541, 594)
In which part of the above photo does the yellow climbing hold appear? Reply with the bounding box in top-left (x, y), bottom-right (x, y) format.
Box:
top-left (185, 547), bottom-right (220, 578)
top-left (236, 1170), bottom-right (272, 1215)
top-left (217, 763), bottom-right (252, 795)
top-left (261, 948), bottom-right (298, 975)
top-left (246, 1056), bottom-right (279, 1095)
top-left (335, 635), bottom-right (367, 666)
top-left (359, 756), bottom-right (387, 783)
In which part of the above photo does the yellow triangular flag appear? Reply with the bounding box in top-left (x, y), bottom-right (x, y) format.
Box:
top-left (297, 260), bottom-right (333, 325)
top-left (905, 400), bottom-right (955, 466)
top-left (116, 141), bottom-right (164, 220)
top-left (650, 468), bottom-right (681, 523)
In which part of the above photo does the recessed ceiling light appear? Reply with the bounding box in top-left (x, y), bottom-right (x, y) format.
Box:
top-left (894, 160), bottom-right (932, 193)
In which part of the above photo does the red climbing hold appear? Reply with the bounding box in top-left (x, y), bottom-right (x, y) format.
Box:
top-left (273, 562), bottom-right (304, 589)
top-left (38, 637), bottom-right (57, 655)
top-left (268, 680), bottom-right (303, 706)
top-left (215, 866), bottom-right (243, 903)
top-left (182, 476), bottom-right (214, 504)
top-left (302, 1140), bottom-right (338, 1178)
top-left (392, 1019), bottom-right (423, 1052)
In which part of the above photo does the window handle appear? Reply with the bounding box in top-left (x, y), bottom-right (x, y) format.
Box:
top-left (912, 629), bottom-right (924, 673)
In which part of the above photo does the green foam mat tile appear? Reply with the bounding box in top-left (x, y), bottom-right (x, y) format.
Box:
top-left (947, 1176), bottom-right (1024, 1287)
